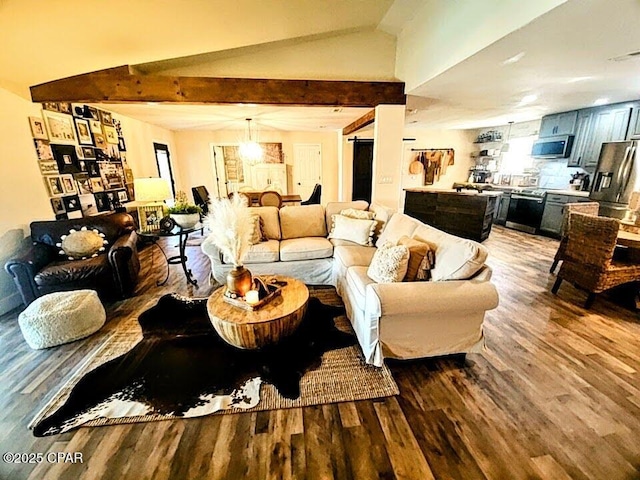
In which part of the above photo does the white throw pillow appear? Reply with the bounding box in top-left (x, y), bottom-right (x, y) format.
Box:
top-left (367, 242), bottom-right (410, 283)
top-left (340, 208), bottom-right (375, 220)
top-left (328, 214), bottom-right (376, 246)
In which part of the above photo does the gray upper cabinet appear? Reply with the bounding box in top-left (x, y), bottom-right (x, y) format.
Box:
top-left (567, 110), bottom-right (593, 167)
top-left (582, 105), bottom-right (631, 168)
top-left (626, 101), bottom-right (640, 139)
top-left (539, 111), bottom-right (578, 137)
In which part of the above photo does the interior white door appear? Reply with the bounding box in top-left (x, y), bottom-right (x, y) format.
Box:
top-left (293, 144), bottom-right (322, 200)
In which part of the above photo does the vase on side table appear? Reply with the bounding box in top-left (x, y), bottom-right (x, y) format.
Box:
top-left (226, 265), bottom-right (252, 297)
top-left (170, 213), bottom-right (200, 229)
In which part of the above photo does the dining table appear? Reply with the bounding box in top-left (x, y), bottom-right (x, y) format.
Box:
top-left (242, 191), bottom-right (302, 206)
top-left (617, 222), bottom-right (640, 308)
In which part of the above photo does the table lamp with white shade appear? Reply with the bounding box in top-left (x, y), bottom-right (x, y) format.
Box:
top-left (133, 178), bottom-right (173, 232)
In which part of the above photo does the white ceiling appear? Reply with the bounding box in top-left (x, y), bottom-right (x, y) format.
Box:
top-left (408, 0), bottom-right (640, 129)
top-left (4, 0), bottom-right (640, 132)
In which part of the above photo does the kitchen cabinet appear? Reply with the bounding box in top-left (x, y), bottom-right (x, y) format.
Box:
top-left (404, 190), bottom-right (500, 242)
top-left (249, 164), bottom-right (288, 194)
top-left (540, 193), bottom-right (592, 237)
top-left (626, 102), bottom-right (640, 139)
top-left (539, 111), bottom-right (578, 137)
top-left (494, 192), bottom-right (511, 225)
top-left (567, 110), bottom-right (593, 167)
top-left (582, 105), bottom-right (631, 168)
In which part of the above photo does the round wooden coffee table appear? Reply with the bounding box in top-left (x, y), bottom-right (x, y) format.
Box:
top-left (206, 276), bottom-right (309, 349)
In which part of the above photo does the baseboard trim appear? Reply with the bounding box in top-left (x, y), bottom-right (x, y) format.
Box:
top-left (0, 291), bottom-right (22, 316)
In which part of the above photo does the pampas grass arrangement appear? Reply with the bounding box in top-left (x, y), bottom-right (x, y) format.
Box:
top-left (206, 194), bottom-right (252, 267)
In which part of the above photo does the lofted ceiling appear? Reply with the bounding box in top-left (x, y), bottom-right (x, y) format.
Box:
top-left (0, 0), bottom-right (394, 89)
top-left (408, 0), bottom-right (640, 129)
top-left (3, 0), bottom-right (640, 132)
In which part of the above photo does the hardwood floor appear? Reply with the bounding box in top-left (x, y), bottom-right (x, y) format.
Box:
top-left (1, 226), bottom-right (639, 479)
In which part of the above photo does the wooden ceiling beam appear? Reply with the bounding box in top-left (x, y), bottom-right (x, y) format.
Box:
top-left (342, 109), bottom-right (376, 135)
top-left (30, 66), bottom-right (406, 107)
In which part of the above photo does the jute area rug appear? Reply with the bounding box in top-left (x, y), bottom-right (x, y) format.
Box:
top-left (30, 287), bottom-right (398, 436)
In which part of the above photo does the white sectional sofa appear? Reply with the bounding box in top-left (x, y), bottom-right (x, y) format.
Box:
top-left (202, 201), bottom-right (499, 366)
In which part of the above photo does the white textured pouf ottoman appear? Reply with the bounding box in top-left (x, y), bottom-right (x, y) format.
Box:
top-left (18, 290), bottom-right (106, 349)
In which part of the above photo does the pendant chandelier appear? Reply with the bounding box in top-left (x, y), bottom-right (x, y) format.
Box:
top-left (238, 118), bottom-right (263, 165)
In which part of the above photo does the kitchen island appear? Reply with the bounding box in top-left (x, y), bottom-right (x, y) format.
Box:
top-left (404, 188), bottom-right (502, 242)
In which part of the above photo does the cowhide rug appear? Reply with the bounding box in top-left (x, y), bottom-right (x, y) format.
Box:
top-left (32, 293), bottom-right (360, 436)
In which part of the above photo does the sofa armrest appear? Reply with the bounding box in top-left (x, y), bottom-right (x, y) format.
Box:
top-left (365, 277), bottom-right (499, 318)
top-left (201, 237), bottom-right (223, 263)
top-left (4, 243), bottom-right (54, 305)
top-left (108, 231), bottom-right (140, 298)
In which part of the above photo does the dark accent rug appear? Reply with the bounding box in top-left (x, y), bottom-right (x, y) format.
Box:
top-left (30, 290), bottom-right (398, 436)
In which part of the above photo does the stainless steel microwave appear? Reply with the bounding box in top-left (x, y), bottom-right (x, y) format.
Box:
top-left (531, 135), bottom-right (575, 158)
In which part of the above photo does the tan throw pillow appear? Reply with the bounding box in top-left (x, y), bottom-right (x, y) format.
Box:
top-left (367, 242), bottom-right (409, 283)
top-left (328, 214), bottom-right (376, 246)
top-left (397, 235), bottom-right (432, 281)
top-left (56, 227), bottom-right (108, 260)
top-left (248, 214), bottom-right (265, 245)
top-left (340, 208), bottom-right (375, 220)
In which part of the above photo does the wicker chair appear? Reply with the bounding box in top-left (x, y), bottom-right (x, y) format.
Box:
top-left (259, 191), bottom-right (282, 208)
top-left (550, 202), bottom-right (600, 273)
top-left (551, 212), bottom-right (640, 308)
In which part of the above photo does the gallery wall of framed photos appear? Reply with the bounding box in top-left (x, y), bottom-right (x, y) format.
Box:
top-left (29, 103), bottom-right (135, 219)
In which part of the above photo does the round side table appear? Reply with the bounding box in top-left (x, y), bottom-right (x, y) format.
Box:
top-left (206, 276), bottom-right (309, 349)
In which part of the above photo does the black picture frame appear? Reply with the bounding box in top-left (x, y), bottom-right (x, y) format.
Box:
top-left (99, 110), bottom-right (113, 125)
top-left (85, 106), bottom-right (99, 121)
top-left (50, 197), bottom-right (65, 214)
top-left (118, 136), bottom-right (126, 152)
top-left (51, 144), bottom-right (80, 174)
top-left (116, 188), bottom-right (129, 204)
top-left (62, 194), bottom-right (81, 212)
top-left (94, 192), bottom-right (111, 212)
top-left (86, 161), bottom-right (101, 178)
top-left (81, 146), bottom-right (96, 159)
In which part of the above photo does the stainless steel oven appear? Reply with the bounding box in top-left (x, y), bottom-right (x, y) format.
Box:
top-left (505, 189), bottom-right (547, 234)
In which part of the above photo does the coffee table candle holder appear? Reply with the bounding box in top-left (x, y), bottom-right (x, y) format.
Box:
top-left (222, 276), bottom-right (285, 311)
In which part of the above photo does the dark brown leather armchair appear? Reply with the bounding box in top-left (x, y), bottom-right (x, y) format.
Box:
top-left (5, 213), bottom-right (140, 306)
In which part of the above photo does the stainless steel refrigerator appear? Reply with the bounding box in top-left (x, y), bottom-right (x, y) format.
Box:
top-left (590, 140), bottom-right (640, 218)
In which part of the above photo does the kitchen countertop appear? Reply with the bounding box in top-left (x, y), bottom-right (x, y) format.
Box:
top-left (544, 189), bottom-right (590, 197)
top-left (404, 188), bottom-right (503, 197)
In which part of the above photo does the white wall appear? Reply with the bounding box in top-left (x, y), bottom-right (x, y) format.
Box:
top-left (0, 85), bottom-right (175, 312)
top-left (0, 87), bottom-right (53, 237)
top-left (400, 127), bottom-right (476, 205)
top-left (173, 129), bottom-right (340, 204)
top-left (396, 0), bottom-right (567, 92)
top-left (340, 124), bottom-right (476, 209)
top-left (117, 115), bottom-right (179, 184)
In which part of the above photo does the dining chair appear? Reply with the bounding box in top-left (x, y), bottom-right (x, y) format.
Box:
top-left (550, 202), bottom-right (600, 273)
top-left (228, 191), bottom-right (251, 206)
top-left (301, 184), bottom-right (322, 205)
top-left (259, 191), bottom-right (283, 208)
top-left (551, 212), bottom-right (640, 308)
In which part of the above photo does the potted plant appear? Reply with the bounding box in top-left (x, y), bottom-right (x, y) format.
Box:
top-left (168, 191), bottom-right (203, 229)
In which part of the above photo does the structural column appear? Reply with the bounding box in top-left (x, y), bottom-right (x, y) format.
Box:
top-left (371, 105), bottom-right (406, 210)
